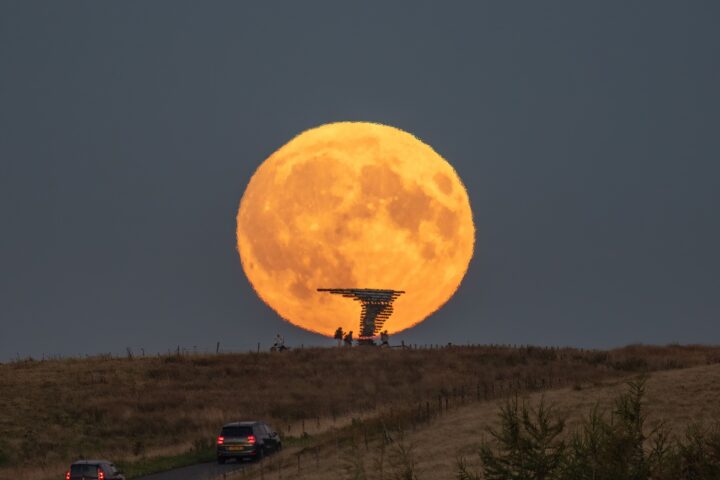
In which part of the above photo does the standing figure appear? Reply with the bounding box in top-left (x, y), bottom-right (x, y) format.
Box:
top-left (334, 327), bottom-right (344, 347)
top-left (272, 333), bottom-right (286, 351)
top-left (379, 330), bottom-right (389, 347)
top-left (343, 330), bottom-right (353, 347)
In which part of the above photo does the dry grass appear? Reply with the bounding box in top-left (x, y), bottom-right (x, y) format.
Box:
top-left (1, 344), bottom-right (719, 480)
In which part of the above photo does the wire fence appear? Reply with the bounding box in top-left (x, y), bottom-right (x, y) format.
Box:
top-left (210, 362), bottom-right (583, 480)
top-left (6, 341), bottom-right (605, 364)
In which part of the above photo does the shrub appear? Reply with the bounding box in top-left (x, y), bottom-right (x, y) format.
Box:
top-left (672, 423), bottom-right (720, 479)
top-left (470, 377), bottom-right (720, 480)
top-left (456, 456), bottom-right (479, 480)
top-left (559, 378), bottom-right (650, 480)
top-left (479, 396), bottom-right (565, 480)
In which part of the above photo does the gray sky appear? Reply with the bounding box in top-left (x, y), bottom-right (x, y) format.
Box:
top-left (1, 1), bottom-right (719, 360)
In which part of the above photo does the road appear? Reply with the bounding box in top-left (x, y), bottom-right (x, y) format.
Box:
top-left (135, 460), bottom-right (246, 480)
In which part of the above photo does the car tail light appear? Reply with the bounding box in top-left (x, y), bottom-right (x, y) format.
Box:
top-left (98, 468), bottom-right (105, 480)
top-left (65, 472), bottom-right (70, 480)
top-left (247, 435), bottom-right (256, 444)
top-left (217, 436), bottom-right (224, 445)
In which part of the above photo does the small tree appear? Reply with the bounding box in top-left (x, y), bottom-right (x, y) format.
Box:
top-left (456, 456), bottom-right (480, 480)
top-left (480, 396), bottom-right (565, 480)
top-left (607, 377), bottom-right (649, 479)
top-left (559, 406), bottom-right (607, 480)
top-left (558, 377), bottom-right (666, 480)
top-left (674, 423), bottom-right (720, 480)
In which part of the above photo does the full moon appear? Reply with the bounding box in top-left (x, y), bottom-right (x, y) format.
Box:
top-left (236, 122), bottom-right (474, 337)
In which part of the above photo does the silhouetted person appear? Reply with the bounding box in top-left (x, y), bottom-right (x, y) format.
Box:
top-left (334, 327), bottom-right (344, 347)
top-left (343, 331), bottom-right (353, 347)
top-left (379, 330), bottom-right (389, 347)
top-left (272, 334), bottom-right (286, 351)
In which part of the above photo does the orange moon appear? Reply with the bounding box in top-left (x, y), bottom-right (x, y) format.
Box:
top-left (236, 122), bottom-right (474, 336)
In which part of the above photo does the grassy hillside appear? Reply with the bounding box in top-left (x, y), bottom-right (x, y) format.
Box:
top-left (1, 344), bottom-right (718, 479)
top-left (234, 363), bottom-right (720, 479)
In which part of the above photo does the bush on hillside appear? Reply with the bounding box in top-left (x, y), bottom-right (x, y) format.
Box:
top-left (478, 397), bottom-right (565, 480)
top-left (467, 378), bottom-right (720, 480)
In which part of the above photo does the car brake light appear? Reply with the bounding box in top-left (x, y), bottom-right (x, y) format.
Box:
top-left (98, 468), bottom-right (105, 480)
top-left (247, 435), bottom-right (256, 444)
top-left (65, 472), bottom-right (70, 480)
top-left (217, 436), bottom-right (224, 445)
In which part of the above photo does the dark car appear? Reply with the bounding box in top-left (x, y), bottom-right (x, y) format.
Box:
top-left (66, 460), bottom-right (124, 480)
top-left (216, 421), bottom-right (282, 463)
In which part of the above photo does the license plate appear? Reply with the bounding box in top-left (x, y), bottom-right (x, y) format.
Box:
top-left (227, 446), bottom-right (245, 451)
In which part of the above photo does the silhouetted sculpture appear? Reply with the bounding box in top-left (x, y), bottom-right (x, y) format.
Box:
top-left (318, 289), bottom-right (405, 345)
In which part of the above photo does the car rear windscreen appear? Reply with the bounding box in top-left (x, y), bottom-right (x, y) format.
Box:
top-left (71, 464), bottom-right (99, 477)
top-left (221, 426), bottom-right (253, 437)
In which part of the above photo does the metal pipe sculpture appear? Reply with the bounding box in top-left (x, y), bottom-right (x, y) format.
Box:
top-left (317, 288), bottom-right (405, 343)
